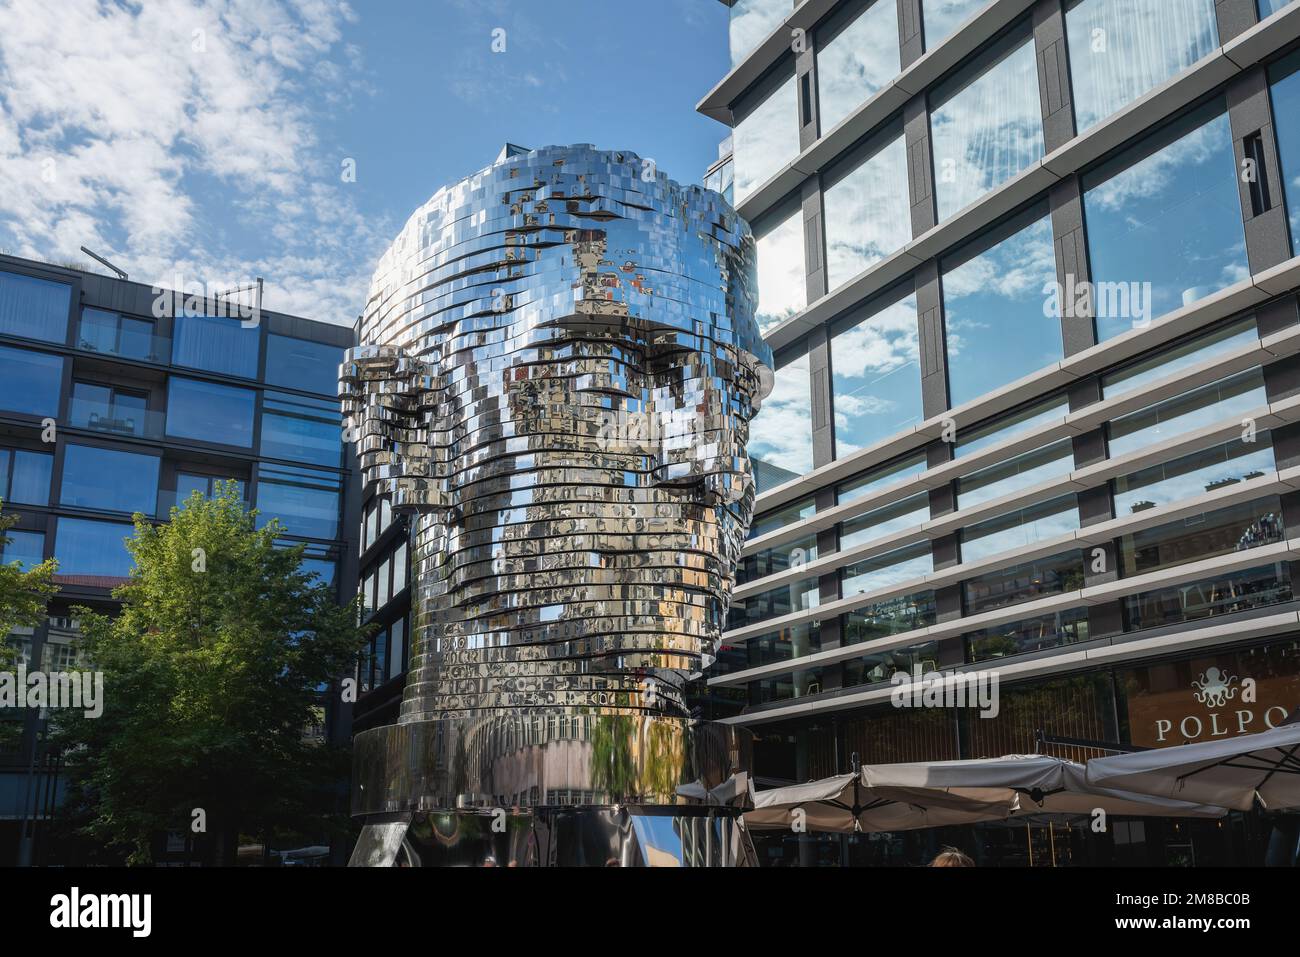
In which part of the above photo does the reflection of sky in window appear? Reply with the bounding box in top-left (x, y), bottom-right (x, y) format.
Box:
top-left (842, 542), bottom-right (932, 595)
top-left (1083, 105), bottom-right (1246, 341)
top-left (1113, 438), bottom-right (1275, 515)
top-left (1066, 0), bottom-right (1218, 132)
top-left (841, 493), bottom-right (930, 549)
top-left (755, 207), bottom-right (806, 334)
top-left (817, 0), bottom-right (901, 132)
top-left (749, 351), bottom-right (813, 492)
top-left (1102, 318), bottom-right (1257, 400)
top-left (1270, 53), bottom-right (1300, 257)
top-left (1259, 0), bottom-right (1295, 20)
top-left (54, 518), bottom-right (134, 578)
top-left (958, 440), bottom-right (1074, 507)
top-left (962, 495), bottom-right (1079, 563)
top-left (729, 0), bottom-right (791, 67)
top-left (734, 72), bottom-right (799, 204)
top-left (824, 131), bottom-right (910, 289)
top-left (831, 294), bottom-right (922, 458)
top-left (942, 215), bottom-right (1059, 406)
top-left (930, 33), bottom-right (1043, 220)
top-left (1107, 371), bottom-right (1267, 458)
top-left (956, 395), bottom-right (1069, 459)
top-left (922, 0), bottom-right (987, 48)
top-left (838, 454), bottom-right (927, 502)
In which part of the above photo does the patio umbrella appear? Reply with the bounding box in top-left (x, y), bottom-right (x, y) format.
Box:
top-left (862, 754), bottom-right (1227, 819)
top-left (1085, 724), bottom-right (1300, 812)
top-left (744, 772), bottom-right (1017, 834)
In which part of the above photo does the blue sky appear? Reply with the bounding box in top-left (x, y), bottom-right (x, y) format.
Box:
top-left (0, 0), bottom-right (731, 326)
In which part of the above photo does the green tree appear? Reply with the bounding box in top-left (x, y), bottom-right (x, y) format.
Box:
top-left (51, 482), bottom-right (369, 865)
top-left (0, 501), bottom-right (58, 669)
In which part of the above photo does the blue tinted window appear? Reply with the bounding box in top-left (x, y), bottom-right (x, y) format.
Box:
top-left (842, 542), bottom-right (932, 596)
top-left (734, 67), bottom-right (799, 204)
top-left (172, 312), bottom-right (259, 378)
top-left (943, 211), bottom-right (1059, 406)
top-left (0, 270), bottom-right (70, 344)
top-left (60, 444), bottom-right (159, 515)
top-left (0, 447), bottom-right (53, 505)
top-left (1107, 370), bottom-right (1266, 457)
top-left (166, 377), bottom-right (255, 447)
top-left (957, 439), bottom-right (1074, 508)
top-left (1101, 318), bottom-right (1258, 400)
top-left (301, 558), bottom-right (337, 588)
top-left (261, 391), bottom-right (342, 467)
top-left (54, 517), bottom-right (134, 578)
top-left (266, 335), bottom-right (343, 396)
top-left (816, 0), bottom-right (901, 133)
top-left (831, 291), bottom-right (922, 457)
top-left (1260, 0), bottom-right (1296, 18)
top-left (823, 124), bottom-right (911, 288)
top-left (930, 25), bottom-right (1042, 220)
top-left (1113, 437), bottom-right (1275, 516)
top-left (256, 464), bottom-right (341, 540)
top-left (0, 346), bottom-right (63, 417)
top-left (1, 529), bottom-right (44, 569)
top-left (1083, 102), bottom-right (1245, 341)
top-left (749, 349), bottom-right (813, 492)
top-left (1066, 0), bottom-right (1219, 132)
top-left (1270, 52), bottom-right (1300, 256)
top-left (79, 308), bottom-right (162, 362)
top-left (923, 0), bottom-right (986, 48)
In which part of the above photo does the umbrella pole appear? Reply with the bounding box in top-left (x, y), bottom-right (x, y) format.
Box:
top-left (851, 752), bottom-right (862, 833)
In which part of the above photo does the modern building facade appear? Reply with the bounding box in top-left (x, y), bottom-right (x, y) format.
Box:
top-left (0, 252), bottom-right (358, 865)
top-left (699, 0), bottom-right (1300, 865)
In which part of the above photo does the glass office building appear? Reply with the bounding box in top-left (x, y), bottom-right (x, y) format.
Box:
top-left (700, 0), bottom-right (1300, 864)
top-left (0, 253), bottom-right (358, 864)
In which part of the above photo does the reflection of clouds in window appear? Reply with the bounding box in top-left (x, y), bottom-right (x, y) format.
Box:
top-left (930, 35), bottom-right (1043, 220)
top-left (922, 0), bottom-right (987, 49)
top-left (962, 496), bottom-right (1080, 563)
top-left (1107, 371), bottom-right (1267, 458)
top-left (1269, 55), bottom-right (1300, 257)
top-left (1066, 0), bottom-right (1218, 132)
top-left (1113, 439), bottom-right (1276, 515)
top-left (755, 207), bottom-right (807, 334)
top-left (843, 543), bottom-right (933, 594)
top-left (729, 0), bottom-right (791, 67)
top-left (734, 73), bottom-right (799, 204)
top-left (831, 295), bottom-right (922, 457)
top-left (749, 351), bottom-right (813, 491)
top-left (943, 215), bottom-right (1059, 406)
top-left (824, 132), bottom-right (910, 289)
top-left (1083, 107), bottom-right (1245, 338)
top-left (817, 0), bottom-right (901, 132)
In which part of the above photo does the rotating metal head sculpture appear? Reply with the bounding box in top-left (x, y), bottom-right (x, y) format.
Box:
top-left (344, 147), bottom-right (771, 857)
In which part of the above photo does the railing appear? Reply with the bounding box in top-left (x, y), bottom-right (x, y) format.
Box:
top-left (66, 397), bottom-right (165, 439)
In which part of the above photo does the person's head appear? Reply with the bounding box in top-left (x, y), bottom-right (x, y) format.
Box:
top-left (342, 145), bottom-right (772, 723)
top-left (929, 847), bottom-right (975, 867)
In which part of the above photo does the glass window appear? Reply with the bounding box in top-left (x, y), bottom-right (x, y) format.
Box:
top-left (78, 308), bottom-right (163, 362)
top-left (69, 381), bottom-right (156, 438)
top-left (265, 335), bottom-right (343, 396)
top-left (53, 517), bottom-right (134, 579)
top-left (1112, 436), bottom-right (1275, 516)
top-left (1082, 101), bottom-right (1246, 341)
top-left (1066, 0), bottom-right (1219, 132)
top-left (816, 0), bottom-right (902, 132)
top-left (738, 531), bottom-right (819, 586)
top-left (957, 439), bottom-right (1074, 508)
top-left (261, 391), bottom-right (342, 468)
top-left (955, 395), bottom-right (1069, 459)
top-left (166, 376), bottom-right (255, 447)
top-left (964, 551), bottom-right (1084, 615)
top-left (60, 444), bottom-right (159, 515)
top-left (1123, 562), bottom-right (1291, 631)
top-left (1, 528), bottom-right (44, 569)
top-left (729, 0), bottom-right (791, 67)
top-left (1260, 0), bottom-right (1297, 16)
top-left (832, 290), bottom-right (922, 457)
top-left (1101, 318), bottom-right (1258, 400)
top-left (967, 608), bottom-right (1089, 662)
top-left (841, 541), bottom-right (933, 596)
top-left (840, 493), bottom-right (930, 550)
top-left (749, 348), bottom-right (813, 492)
top-left (923, 0), bottom-right (987, 48)
top-left (0, 447), bottom-right (53, 505)
top-left (738, 622), bottom-right (823, 668)
top-left (301, 558), bottom-right (337, 589)
top-left (1106, 369), bottom-right (1266, 458)
top-left (930, 25), bottom-right (1043, 220)
top-left (0, 270), bottom-right (70, 343)
top-left (823, 123), bottom-right (911, 288)
top-left (844, 639), bottom-right (939, 687)
top-left (728, 576), bottom-right (820, 630)
top-left (962, 495), bottom-right (1079, 563)
top-left (256, 464), bottom-right (342, 540)
top-left (1119, 497), bottom-right (1283, 577)
top-left (734, 67), bottom-right (800, 204)
top-left (943, 210), bottom-right (1059, 406)
top-left (388, 617), bottom-right (406, 680)
top-left (752, 496), bottom-right (817, 538)
top-left (171, 311), bottom-right (260, 378)
top-left (1269, 51), bottom-right (1300, 256)
top-left (754, 204), bottom-right (806, 334)
top-left (393, 538), bottom-right (408, 594)
top-left (843, 591), bottom-right (937, 645)
top-left (838, 454), bottom-right (927, 503)
top-left (0, 346), bottom-right (62, 417)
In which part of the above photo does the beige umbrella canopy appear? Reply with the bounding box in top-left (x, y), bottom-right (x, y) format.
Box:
top-left (861, 754), bottom-right (1228, 820)
top-left (1085, 724), bottom-right (1300, 812)
top-left (744, 773), bottom-right (1017, 834)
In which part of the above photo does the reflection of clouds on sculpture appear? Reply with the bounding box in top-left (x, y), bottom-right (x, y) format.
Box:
top-left (816, 0), bottom-right (901, 132)
top-left (341, 145), bottom-right (773, 723)
top-left (1066, 0), bottom-right (1218, 131)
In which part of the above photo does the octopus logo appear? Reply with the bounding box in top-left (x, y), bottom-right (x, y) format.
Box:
top-left (1191, 668), bottom-right (1239, 709)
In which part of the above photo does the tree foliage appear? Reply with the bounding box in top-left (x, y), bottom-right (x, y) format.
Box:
top-left (0, 502), bottom-right (59, 669)
top-left (51, 483), bottom-right (368, 865)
